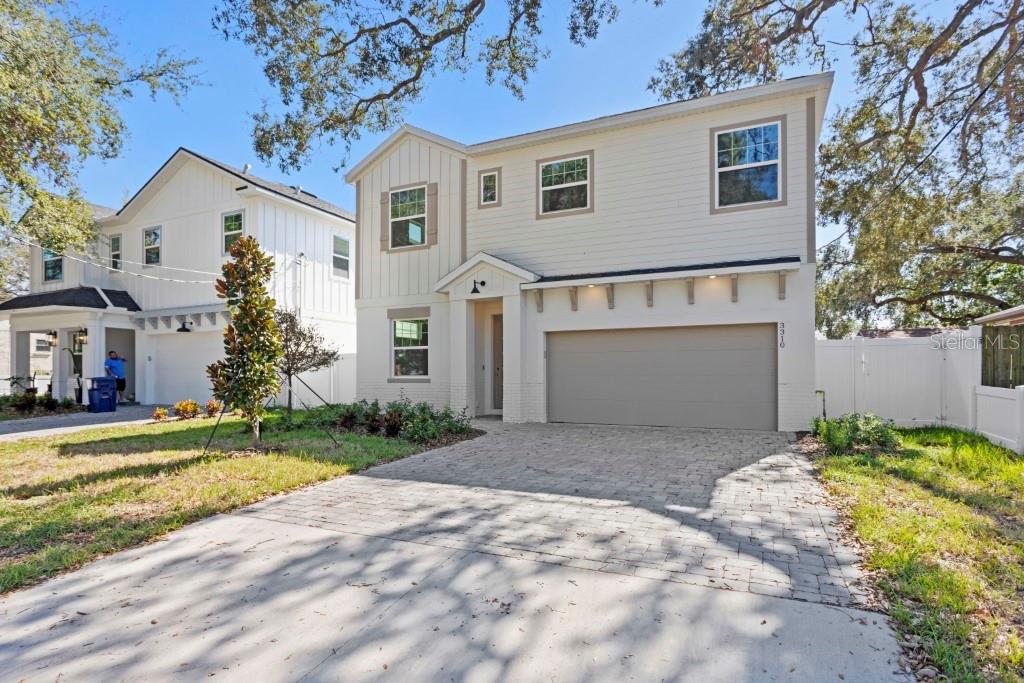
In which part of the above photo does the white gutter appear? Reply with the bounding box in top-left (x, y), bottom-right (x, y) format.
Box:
top-left (235, 184), bottom-right (354, 223)
top-left (520, 261), bottom-right (801, 290)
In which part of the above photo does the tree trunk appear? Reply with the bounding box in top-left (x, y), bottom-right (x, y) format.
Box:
top-left (253, 417), bottom-right (261, 442)
top-left (287, 374), bottom-right (293, 414)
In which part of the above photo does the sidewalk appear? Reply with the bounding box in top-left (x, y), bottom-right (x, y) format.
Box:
top-left (0, 405), bottom-right (155, 442)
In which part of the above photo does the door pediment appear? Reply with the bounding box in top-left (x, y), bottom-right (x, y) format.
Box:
top-left (433, 252), bottom-right (539, 300)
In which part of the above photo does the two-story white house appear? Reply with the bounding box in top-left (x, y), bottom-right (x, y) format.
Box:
top-left (345, 73), bottom-right (832, 431)
top-left (2, 148), bottom-right (356, 406)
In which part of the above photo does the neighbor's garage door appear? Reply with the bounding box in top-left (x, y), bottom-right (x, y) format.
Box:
top-left (546, 324), bottom-right (777, 430)
top-left (152, 332), bottom-right (223, 405)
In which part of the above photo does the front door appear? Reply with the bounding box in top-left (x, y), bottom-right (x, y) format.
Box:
top-left (492, 315), bottom-right (503, 410)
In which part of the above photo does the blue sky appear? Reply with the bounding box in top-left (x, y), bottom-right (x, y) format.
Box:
top-left (77, 0), bottom-right (864, 245)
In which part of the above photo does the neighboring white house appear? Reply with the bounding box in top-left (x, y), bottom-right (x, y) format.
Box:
top-left (345, 73), bottom-right (832, 431)
top-left (1, 148), bottom-right (357, 406)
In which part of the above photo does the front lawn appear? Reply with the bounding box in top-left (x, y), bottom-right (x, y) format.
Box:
top-left (817, 427), bottom-right (1024, 682)
top-left (0, 412), bottom-right (420, 593)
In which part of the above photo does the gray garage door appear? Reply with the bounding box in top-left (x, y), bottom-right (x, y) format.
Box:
top-left (546, 324), bottom-right (777, 430)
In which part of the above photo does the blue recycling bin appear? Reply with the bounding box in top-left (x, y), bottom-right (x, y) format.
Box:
top-left (87, 377), bottom-right (118, 413)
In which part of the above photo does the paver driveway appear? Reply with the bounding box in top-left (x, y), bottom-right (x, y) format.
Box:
top-left (240, 421), bottom-right (866, 605)
top-left (1, 422), bottom-right (903, 682)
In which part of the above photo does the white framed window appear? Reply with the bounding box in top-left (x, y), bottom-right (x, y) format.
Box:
top-left (34, 338), bottom-right (50, 352)
top-left (479, 169), bottom-right (500, 207)
top-left (392, 318), bottom-right (428, 377)
top-left (389, 186), bottom-right (427, 249)
top-left (714, 121), bottom-right (782, 209)
top-left (222, 210), bottom-right (244, 254)
top-left (109, 234), bottom-right (122, 270)
top-left (538, 153), bottom-right (591, 215)
top-left (143, 226), bottom-right (161, 265)
top-left (332, 235), bottom-right (350, 278)
top-left (42, 249), bottom-right (63, 281)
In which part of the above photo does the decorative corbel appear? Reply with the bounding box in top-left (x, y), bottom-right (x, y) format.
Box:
top-left (686, 278), bottom-right (695, 305)
top-left (569, 286), bottom-right (578, 312)
top-left (730, 274), bottom-right (738, 303)
top-left (778, 271), bottom-right (787, 300)
top-left (645, 280), bottom-right (654, 307)
top-left (535, 288), bottom-right (544, 313)
top-left (605, 283), bottom-right (615, 310)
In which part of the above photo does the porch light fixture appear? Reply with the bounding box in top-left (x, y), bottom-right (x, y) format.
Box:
top-left (77, 327), bottom-right (88, 345)
top-left (587, 284), bottom-right (595, 288)
top-left (470, 279), bottom-right (486, 294)
top-left (176, 320), bottom-right (193, 333)
top-left (707, 275), bottom-right (718, 279)
top-left (45, 330), bottom-right (58, 348)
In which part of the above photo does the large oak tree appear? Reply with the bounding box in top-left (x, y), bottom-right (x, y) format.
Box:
top-left (0, 0), bottom-right (198, 251)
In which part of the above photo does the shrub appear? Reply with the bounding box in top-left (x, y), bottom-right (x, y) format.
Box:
top-left (13, 391), bottom-right (37, 413)
top-left (335, 403), bottom-right (362, 431)
top-left (40, 393), bottom-right (59, 411)
top-left (382, 408), bottom-right (405, 438)
top-left (60, 397), bottom-right (77, 409)
top-left (812, 413), bottom-right (899, 455)
top-left (173, 399), bottom-right (201, 420)
top-left (152, 407), bottom-right (169, 422)
top-left (205, 399), bottom-right (224, 418)
top-left (399, 402), bottom-right (472, 444)
top-left (360, 399), bottom-right (383, 434)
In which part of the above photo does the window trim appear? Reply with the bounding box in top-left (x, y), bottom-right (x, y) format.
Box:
top-left (389, 184), bottom-right (428, 252)
top-left (389, 316), bottom-right (430, 382)
top-left (331, 234), bottom-right (350, 280)
top-left (536, 150), bottom-right (594, 219)
top-left (42, 249), bottom-right (63, 282)
top-left (142, 226), bottom-right (162, 267)
top-left (709, 115), bottom-right (787, 214)
top-left (109, 233), bottom-right (123, 271)
top-left (221, 209), bottom-right (245, 255)
top-left (478, 168), bottom-right (502, 209)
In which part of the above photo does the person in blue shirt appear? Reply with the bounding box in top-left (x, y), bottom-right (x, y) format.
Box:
top-left (104, 351), bottom-right (127, 403)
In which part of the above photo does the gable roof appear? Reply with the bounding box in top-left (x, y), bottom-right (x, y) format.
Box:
top-left (104, 148), bottom-right (353, 225)
top-left (345, 72), bottom-right (834, 182)
top-left (433, 252), bottom-right (539, 293)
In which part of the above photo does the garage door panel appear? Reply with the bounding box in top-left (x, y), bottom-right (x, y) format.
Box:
top-left (547, 324), bottom-right (777, 430)
top-left (153, 332), bottom-right (224, 405)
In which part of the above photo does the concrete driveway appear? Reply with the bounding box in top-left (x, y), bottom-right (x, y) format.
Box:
top-left (0, 422), bottom-right (907, 682)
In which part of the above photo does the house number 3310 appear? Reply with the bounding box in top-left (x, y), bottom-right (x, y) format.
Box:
top-left (778, 322), bottom-right (785, 349)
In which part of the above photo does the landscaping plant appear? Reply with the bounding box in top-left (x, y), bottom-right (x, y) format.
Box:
top-left (205, 398), bottom-right (224, 418)
top-left (151, 407), bottom-right (168, 422)
top-left (206, 236), bottom-right (283, 441)
top-left (172, 399), bottom-right (201, 420)
top-left (811, 413), bottom-right (898, 455)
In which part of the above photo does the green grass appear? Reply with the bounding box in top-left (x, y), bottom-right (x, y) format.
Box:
top-left (818, 427), bottom-right (1024, 682)
top-left (0, 410), bottom-right (419, 593)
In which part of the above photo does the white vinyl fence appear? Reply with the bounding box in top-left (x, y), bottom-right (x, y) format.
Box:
top-left (815, 328), bottom-right (1024, 454)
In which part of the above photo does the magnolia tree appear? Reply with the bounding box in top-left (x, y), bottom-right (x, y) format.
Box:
top-left (207, 237), bottom-right (282, 440)
top-left (274, 309), bottom-right (341, 414)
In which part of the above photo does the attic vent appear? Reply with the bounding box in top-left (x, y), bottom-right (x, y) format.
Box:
top-left (243, 163), bottom-right (252, 174)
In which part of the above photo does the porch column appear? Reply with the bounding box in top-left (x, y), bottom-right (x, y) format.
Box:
top-left (11, 330), bottom-right (30, 390)
top-left (448, 299), bottom-right (475, 415)
top-left (501, 293), bottom-right (526, 423)
top-left (82, 317), bottom-right (104, 385)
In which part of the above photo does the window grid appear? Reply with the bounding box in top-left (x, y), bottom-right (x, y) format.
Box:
top-left (539, 155), bottom-right (590, 215)
top-left (143, 227), bottom-right (161, 265)
top-left (392, 318), bottom-right (428, 377)
top-left (222, 211), bottom-right (244, 254)
top-left (389, 186), bottom-right (427, 249)
top-left (42, 250), bottom-right (63, 282)
top-left (109, 234), bottom-right (122, 270)
top-left (480, 172), bottom-right (498, 205)
top-left (333, 235), bottom-right (350, 278)
top-left (715, 122), bottom-right (781, 208)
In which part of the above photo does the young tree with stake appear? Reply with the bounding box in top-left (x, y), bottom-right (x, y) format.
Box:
top-left (275, 309), bottom-right (341, 414)
top-left (207, 237), bottom-right (282, 441)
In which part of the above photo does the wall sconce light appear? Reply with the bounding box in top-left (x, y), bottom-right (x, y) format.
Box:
top-left (46, 330), bottom-right (58, 348)
top-left (176, 320), bottom-right (193, 333)
top-left (77, 327), bottom-right (88, 345)
top-left (470, 279), bottom-right (486, 294)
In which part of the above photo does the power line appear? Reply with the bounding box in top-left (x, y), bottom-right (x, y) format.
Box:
top-left (7, 234), bottom-right (217, 285)
top-left (817, 36), bottom-right (1024, 254)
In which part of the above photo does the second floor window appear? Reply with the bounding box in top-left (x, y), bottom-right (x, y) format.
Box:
top-left (390, 186), bottom-right (426, 249)
top-left (223, 211), bottom-right (243, 253)
top-left (109, 234), bottom-right (122, 270)
top-left (143, 227), bottom-right (161, 265)
top-left (715, 122), bottom-right (781, 208)
top-left (479, 170), bottom-right (499, 207)
top-left (333, 235), bottom-right (350, 278)
top-left (539, 154), bottom-right (590, 215)
top-left (42, 250), bottom-right (63, 282)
